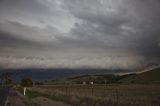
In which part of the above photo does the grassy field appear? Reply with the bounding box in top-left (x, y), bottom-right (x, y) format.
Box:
top-left (22, 84), bottom-right (160, 106)
top-left (17, 67), bottom-right (160, 106)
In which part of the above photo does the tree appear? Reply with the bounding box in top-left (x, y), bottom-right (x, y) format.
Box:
top-left (20, 78), bottom-right (33, 87)
top-left (0, 72), bottom-right (12, 85)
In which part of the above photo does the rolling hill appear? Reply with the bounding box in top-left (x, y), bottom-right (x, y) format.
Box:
top-left (67, 73), bottom-right (136, 84)
top-left (119, 66), bottom-right (160, 83)
top-left (67, 65), bottom-right (160, 84)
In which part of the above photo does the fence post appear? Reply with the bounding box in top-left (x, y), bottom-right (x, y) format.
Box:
top-left (24, 87), bottom-right (26, 96)
top-left (115, 89), bottom-right (119, 106)
top-left (105, 80), bottom-right (107, 97)
top-left (91, 82), bottom-right (94, 96)
top-left (65, 83), bottom-right (68, 94)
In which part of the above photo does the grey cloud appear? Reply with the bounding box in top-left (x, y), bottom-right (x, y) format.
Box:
top-left (0, 0), bottom-right (49, 18)
top-left (0, 0), bottom-right (159, 70)
top-left (0, 21), bottom-right (63, 44)
top-left (61, 0), bottom-right (160, 55)
top-left (0, 0), bottom-right (77, 33)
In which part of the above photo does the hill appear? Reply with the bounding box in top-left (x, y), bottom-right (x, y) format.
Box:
top-left (119, 67), bottom-right (160, 83)
top-left (67, 73), bottom-right (135, 84)
top-left (0, 68), bottom-right (125, 81)
top-left (67, 65), bottom-right (160, 84)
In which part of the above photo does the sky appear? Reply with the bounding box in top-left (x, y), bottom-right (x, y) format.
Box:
top-left (0, 0), bottom-right (160, 70)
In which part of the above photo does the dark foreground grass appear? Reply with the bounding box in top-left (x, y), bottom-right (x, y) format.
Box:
top-left (36, 84), bottom-right (160, 106)
top-left (23, 89), bottom-right (120, 106)
top-left (17, 85), bottom-right (160, 106)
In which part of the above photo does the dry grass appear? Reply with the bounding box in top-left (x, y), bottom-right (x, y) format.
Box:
top-left (21, 84), bottom-right (160, 106)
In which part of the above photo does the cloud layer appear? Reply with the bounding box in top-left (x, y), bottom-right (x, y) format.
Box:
top-left (0, 0), bottom-right (160, 70)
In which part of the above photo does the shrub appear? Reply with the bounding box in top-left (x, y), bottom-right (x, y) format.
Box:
top-left (21, 77), bottom-right (33, 87)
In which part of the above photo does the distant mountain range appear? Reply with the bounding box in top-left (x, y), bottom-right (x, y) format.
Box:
top-left (0, 65), bottom-right (159, 82)
top-left (0, 68), bottom-right (131, 81)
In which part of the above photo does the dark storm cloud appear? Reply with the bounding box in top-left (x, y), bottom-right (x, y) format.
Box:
top-left (0, 21), bottom-right (62, 43)
top-left (0, 0), bottom-right (159, 69)
top-left (0, 30), bottom-right (37, 52)
top-left (61, 0), bottom-right (160, 55)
